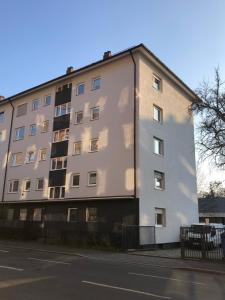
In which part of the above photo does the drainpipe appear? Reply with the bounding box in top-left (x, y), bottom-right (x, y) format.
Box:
top-left (2, 99), bottom-right (14, 202)
top-left (129, 50), bottom-right (137, 219)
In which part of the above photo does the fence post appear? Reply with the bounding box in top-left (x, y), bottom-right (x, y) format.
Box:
top-left (180, 227), bottom-right (185, 259)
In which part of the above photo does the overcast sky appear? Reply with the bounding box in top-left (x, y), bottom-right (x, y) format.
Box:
top-left (0, 0), bottom-right (224, 187)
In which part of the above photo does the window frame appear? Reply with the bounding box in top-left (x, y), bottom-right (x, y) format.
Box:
top-left (73, 141), bottom-right (82, 155)
top-left (67, 208), bottom-right (79, 222)
top-left (24, 179), bottom-right (31, 192)
top-left (92, 77), bottom-right (101, 90)
top-left (154, 171), bottom-right (165, 190)
top-left (51, 156), bottom-right (67, 171)
top-left (39, 148), bottom-right (47, 161)
top-left (32, 99), bottom-right (40, 111)
top-left (90, 106), bottom-right (100, 121)
top-left (8, 179), bottom-right (19, 193)
top-left (55, 102), bottom-right (71, 117)
top-left (44, 95), bottom-right (51, 106)
top-left (26, 150), bottom-right (35, 164)
top-left (89, 138), bottom-right (99, 153)
top-left (16, 103), bottom-right (27, 117)
top-left (76, 83), bottom-right (85, 96)
top-left (11, 152), bottom-right (23, 167)
top-left (153, 136), bottom-right (164, 156)
top-left (19, 208), bottom-right (27, 221)
top-left (36, 178), bottom-right (44, 191)
top-left (88, 171), bottom-right (97, 186)
top-left (53, 128), bottom-right (69, 143)
top-left (74, 111), bottom-right (83, 125)
top-left (153, 105), bottom-right (163, 123)
top-left (33, 208), bottom-right (42, 221)
top-left (152, 74), bottom-right (162, 91)
top-left (29, 124), bottom-right (37, 136)
top-left (41, 120), bottom-right (49, 133)
top-left (49, 186), bottom-right (65, 199)
top-left (71, 173), bottom-right (80, 187)
top-left (155, 208), bottom-right (166, 227)
top-left (14, 126), bottom-right (25, 141)
top-left (86, 207), bottom-right (98, 222)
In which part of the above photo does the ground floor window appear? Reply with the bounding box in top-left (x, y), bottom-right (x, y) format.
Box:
top-left (7, 209), bottom-right (14, 221)
top-left (33, 208), bottom-right (42, 221)
top-left (19, 208), bottom-right (27, 221)
top-left (86, 207), bottom-right (97, 222)
top-left (155, 208), bottom-right (166, 227)
top-left (67, 208), bottom-right (79, 222)
top-left (49, 186), bottom-right (65, 199)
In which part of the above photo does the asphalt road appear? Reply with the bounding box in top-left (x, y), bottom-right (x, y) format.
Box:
top-left (0, 245), bottom-right (224, 300)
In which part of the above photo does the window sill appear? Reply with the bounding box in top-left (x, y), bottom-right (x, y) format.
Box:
top-left (155, 224), bottom-right (166, 228)
top-left (154, 187), bottom-right (165, 191)
top-left (71, 185), bottom-right (80, 188)
top-left (87, 184), bottom-right (97, 187)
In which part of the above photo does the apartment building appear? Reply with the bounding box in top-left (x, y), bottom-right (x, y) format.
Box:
top-left (0, 44), bottom-right (198, 245)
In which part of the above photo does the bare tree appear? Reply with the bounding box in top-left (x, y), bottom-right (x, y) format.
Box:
top-left (191, 68), bottom-right (225, 167)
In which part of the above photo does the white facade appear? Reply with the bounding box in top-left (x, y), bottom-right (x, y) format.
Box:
top-left (0, 44), bottom-right (198, 244)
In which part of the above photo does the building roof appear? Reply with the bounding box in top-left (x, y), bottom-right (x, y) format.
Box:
top-left (198, 197), bottom-right (225, 213)
top-left (0, 43), bottom-right (198, 107)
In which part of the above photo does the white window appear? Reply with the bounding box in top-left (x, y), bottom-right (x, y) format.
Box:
top-left (90, 138), bottom-right (98, 152)
top-left (41, 120), bottom-right (49, 133)
top-left (51, 157), bottom-right (67, 170)
top-left (154, 171), bottom-right (165, 190)
top-left (39, 148), bottom-right (47, 161)
top-left (26, 151), bottom-right (35, 163)
top-left (155, 208), bottom-right (166, 227)
top-left (53, 129), bottom-right (69, 142)
top-left (33, 208), bottom-right (42, 221)
top-left (88, 172), bottom-right (97, 186)
top-left (15, 126), bottom-right (25, 140)
top-left (67, 208), bottom-right (79, 222)
top-left (86, 207), bottom-right (97, 222)
top-left (73, 141), bottom-right (82, 155)
top-left (55, 102), bottom-right (71, 117)
top-left (30, 124), bottom-right (37, 136)
top-left (7, 209), bottom-right (14, 221)
top-left (90, 107), bottom-right (100, 120)
top-left (36, 178), bottom-right (44, 190)
top-left (11, 152), bottom-right (23, 166)
top-left (153, 137), bottom-right (164, 155)
top-left (44, 95), bottom-right (51, 106)
top-left (8, 180), bottom-right (19, 193)
top-left (0, 111), bottom-right (4, 123)
top-left (74, 111), bottom-right (83, 124)
top-left (153, 105), bottom-right (163, 123)
top-left (76, 83), bottom-right (85, 95)
top-left (153, 75), bottom-right (161, 91)
top-left (71, 174), bottom-right (80, 187)
top-left (49, 186), bottom-right (65, 199)
top-left (16, 104), bottom-right (27, 117)
top-left (19, 209), bottom-right (27, 221)
top-left (32, 99), bottom-right (40, 111)
top-left (92, 77), bottom-right (101, 90)
top-left (24, 179), bottom-right (31, 192)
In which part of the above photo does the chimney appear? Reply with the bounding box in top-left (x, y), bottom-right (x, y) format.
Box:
top-left (66, 66), bottom-right (74, 74)
top-left (103, 51), bottom-right (112, 60)
top-left (0, 95), bottom-right (5, 101)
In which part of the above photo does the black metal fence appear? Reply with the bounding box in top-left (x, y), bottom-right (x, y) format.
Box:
top-left (0, 220), bottom-right (155, 250)
top-left (180, 225), bottom-right (225, 261)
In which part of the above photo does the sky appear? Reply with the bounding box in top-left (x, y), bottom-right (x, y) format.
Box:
top-left (0, 0), bottom-right (224, 188)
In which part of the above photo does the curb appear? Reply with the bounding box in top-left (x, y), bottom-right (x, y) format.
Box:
top-left (175, 267), bottom-right (225, 276)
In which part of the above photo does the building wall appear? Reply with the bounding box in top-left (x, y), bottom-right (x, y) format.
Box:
top-left (2, 55), bottom-right (135, 202)
top-left (137, 52), bottom-right (198, 243)
top-left (0, 102), bottom-right (12, 200)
